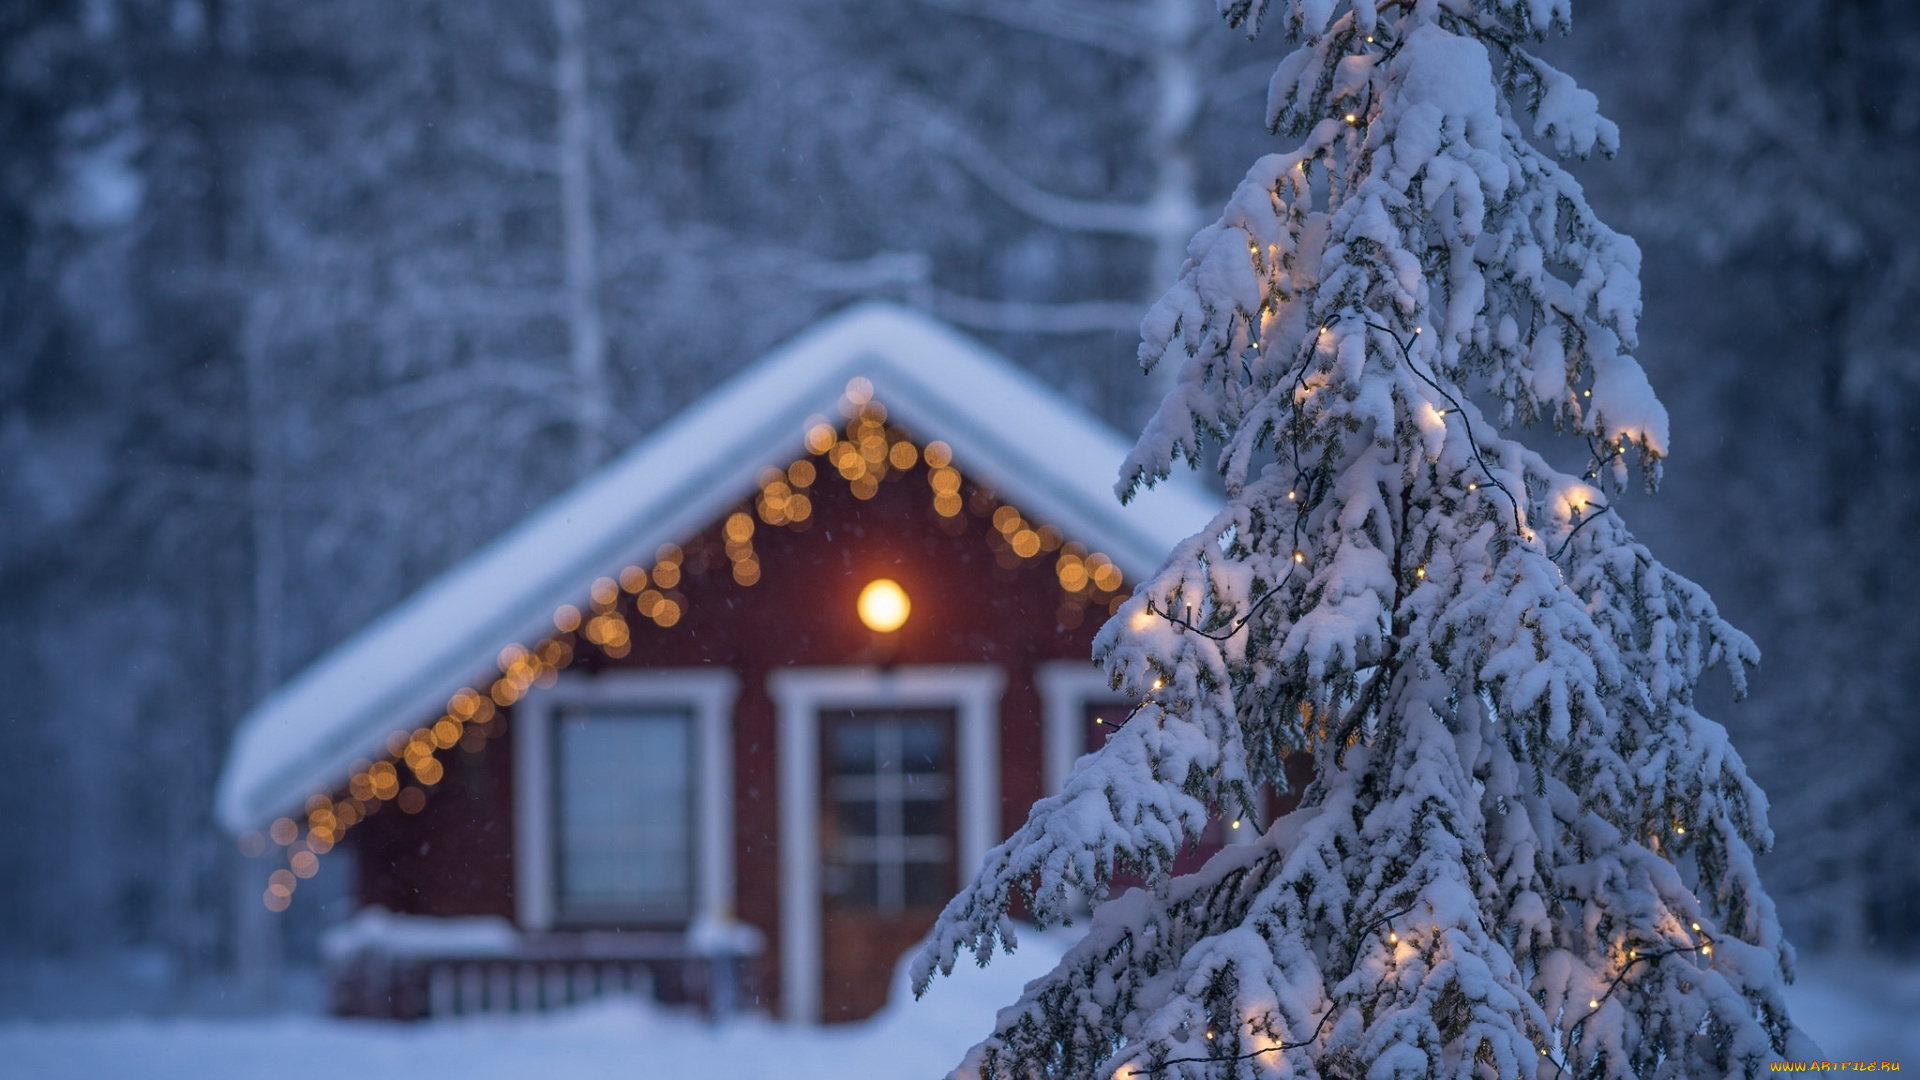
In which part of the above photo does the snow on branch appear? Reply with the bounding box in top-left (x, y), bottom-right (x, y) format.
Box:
top-left (920, 5), bottom-right (1811, 1078)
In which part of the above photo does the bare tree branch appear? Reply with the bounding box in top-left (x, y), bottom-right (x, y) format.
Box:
top-left (343, 359), bottom-right (574, 423)
top-left (913, 0), bottom-right (1150, 57)
top-left (1209, 56), bottom-right (1278, 106)
top-left (910, 103), bottom-right (1159, 237)
top-left (792, 248), bottom-right (1142, 334)
top-left (930, 290), bottom-right (1143, 333)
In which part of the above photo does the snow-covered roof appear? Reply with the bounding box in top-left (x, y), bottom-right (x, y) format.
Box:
top-left (215, 302), bottom-right (1223, 833)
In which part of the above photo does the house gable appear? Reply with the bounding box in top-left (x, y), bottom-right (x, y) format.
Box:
top-left (348, 443), bottom-right (1137, 918)
top-left (217, 303), bottom-right (1221, 834)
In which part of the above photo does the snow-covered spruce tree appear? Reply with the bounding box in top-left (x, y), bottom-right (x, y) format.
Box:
top-left (914, 3), bottom-right (1817, 1078)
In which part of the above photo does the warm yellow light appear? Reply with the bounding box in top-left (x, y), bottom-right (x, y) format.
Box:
top-left (590, 577), bottom-right (618, 607)
top-left (1589, 998), bottom-right (1600, 1010)
top-left (858, 578), bottom-right (911, 633)
top-left (1230, 819), bottom-right (1242, 830)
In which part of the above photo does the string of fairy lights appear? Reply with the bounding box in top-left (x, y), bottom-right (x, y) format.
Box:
top-left (1098, 313), bottom-right (1710, 1074)
top-left (245, 376), bottom-right (1133, 912)
top-left (1117, 908), bottom-right (1720, 1077)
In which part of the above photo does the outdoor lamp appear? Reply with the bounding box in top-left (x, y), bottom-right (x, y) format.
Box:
top-left (857, 578), bottom-right (910, 633)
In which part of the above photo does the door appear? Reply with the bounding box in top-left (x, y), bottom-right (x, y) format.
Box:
top-left (818, 708), bottom-right (956, 1021)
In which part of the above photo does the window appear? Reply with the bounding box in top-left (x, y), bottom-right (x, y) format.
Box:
top-left (822, 710), bottom-right (954, 912)
top-left (1037, 660), bottom-right (1131, 795)
top-left (513, 669), bottom-right (737, 933)
top-left (554, 705), bottom-right (694, 922)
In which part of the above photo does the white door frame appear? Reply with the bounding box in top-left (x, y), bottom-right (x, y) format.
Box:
top-left (513, 669), bottom-right (739, 933)
top-left (768, 664), bottom-right (1005, 1024)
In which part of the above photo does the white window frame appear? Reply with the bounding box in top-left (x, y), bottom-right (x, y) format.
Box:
top-left (1036, 660), bottom-right (1128, 797)
top-left (769, 664), bottom-right (1005, 1025)
top-left (514, 669), bottom-right (738, 933)
top-left (1039, 660), bottom-right (1268, 844)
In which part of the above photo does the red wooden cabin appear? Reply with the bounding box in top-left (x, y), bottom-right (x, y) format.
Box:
top-left (215, 305), bottom-right (1225, 1024)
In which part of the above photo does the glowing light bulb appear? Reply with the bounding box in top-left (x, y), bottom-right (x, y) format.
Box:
top-left (1293, 551), bottom-right (1304, 563)
top-left (1589, 999), bottom-right (1600, 1010)
top-left (1344, 113), bottom-right (1358, 124)
top-left (1436, 409), bottom-right (1447, 417)
top-left (1152, 679), bottom-right (1164, 689)
top-left (1675, 825), bottom-right (1686, 834)
top-left (1365, 35), bottom-right (1374, 42)
top-left (1414, 327), bottom-right (1423, 334)
top-left (857, 579), bottom-right (911, 633)
top-left (1701, 945), bottom-right (1712, 956)
top-left (1468, 482), bottom-right (1478, 491)
top-left (1415, 567), bottom-right (1426, 579)
top-left (1389, 931), bottom-right (1398, 944)
top-left (1287, 490), bottom-right (1297, 500)
top-left (1230, 819), bottom-right (1242, 830)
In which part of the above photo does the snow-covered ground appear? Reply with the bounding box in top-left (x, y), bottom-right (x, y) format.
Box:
top-left (0, 931), bottom-right (1068, 1080)
top-left (2, 941), bottom-right (1912, 1078)
top-left (1780, 953), bottom-right (1920, 1065)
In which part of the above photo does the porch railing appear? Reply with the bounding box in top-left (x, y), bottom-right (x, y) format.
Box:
top-left (322, 908), bottom-right (762, 1020)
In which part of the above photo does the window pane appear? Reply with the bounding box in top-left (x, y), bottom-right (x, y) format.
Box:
top-left (898, 721), bottom-right (944, 773)
top-left (556, 707), bottom-right (692, 921)
top-left (900, 798), bottom-right (943, 838)
top-left (903, 860), bottom-right (948, 908)
top-left (830, 723), bottom-right (876, 773)
top-left (823, 710), bottom-right (954, 913)
top-left (836, 798), bottom-right (878, 838)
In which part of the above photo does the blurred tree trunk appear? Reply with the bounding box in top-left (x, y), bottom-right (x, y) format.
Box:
top-left (554, 0), bottom-right (609, 475)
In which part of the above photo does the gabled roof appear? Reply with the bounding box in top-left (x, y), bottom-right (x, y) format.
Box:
top-left (215, 303), bottom-right (1223, 833)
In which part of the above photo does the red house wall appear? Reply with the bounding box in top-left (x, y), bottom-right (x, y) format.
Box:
top-left (351, 452), bottom-right (1119, 1015)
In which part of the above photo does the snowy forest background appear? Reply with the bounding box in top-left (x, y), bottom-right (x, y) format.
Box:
top-left (1, 0), bottom-right (1916, 1015)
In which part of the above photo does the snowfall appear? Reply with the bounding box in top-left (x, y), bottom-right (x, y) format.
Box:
top-left (2, 935), bottom-right (1914, 1078)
